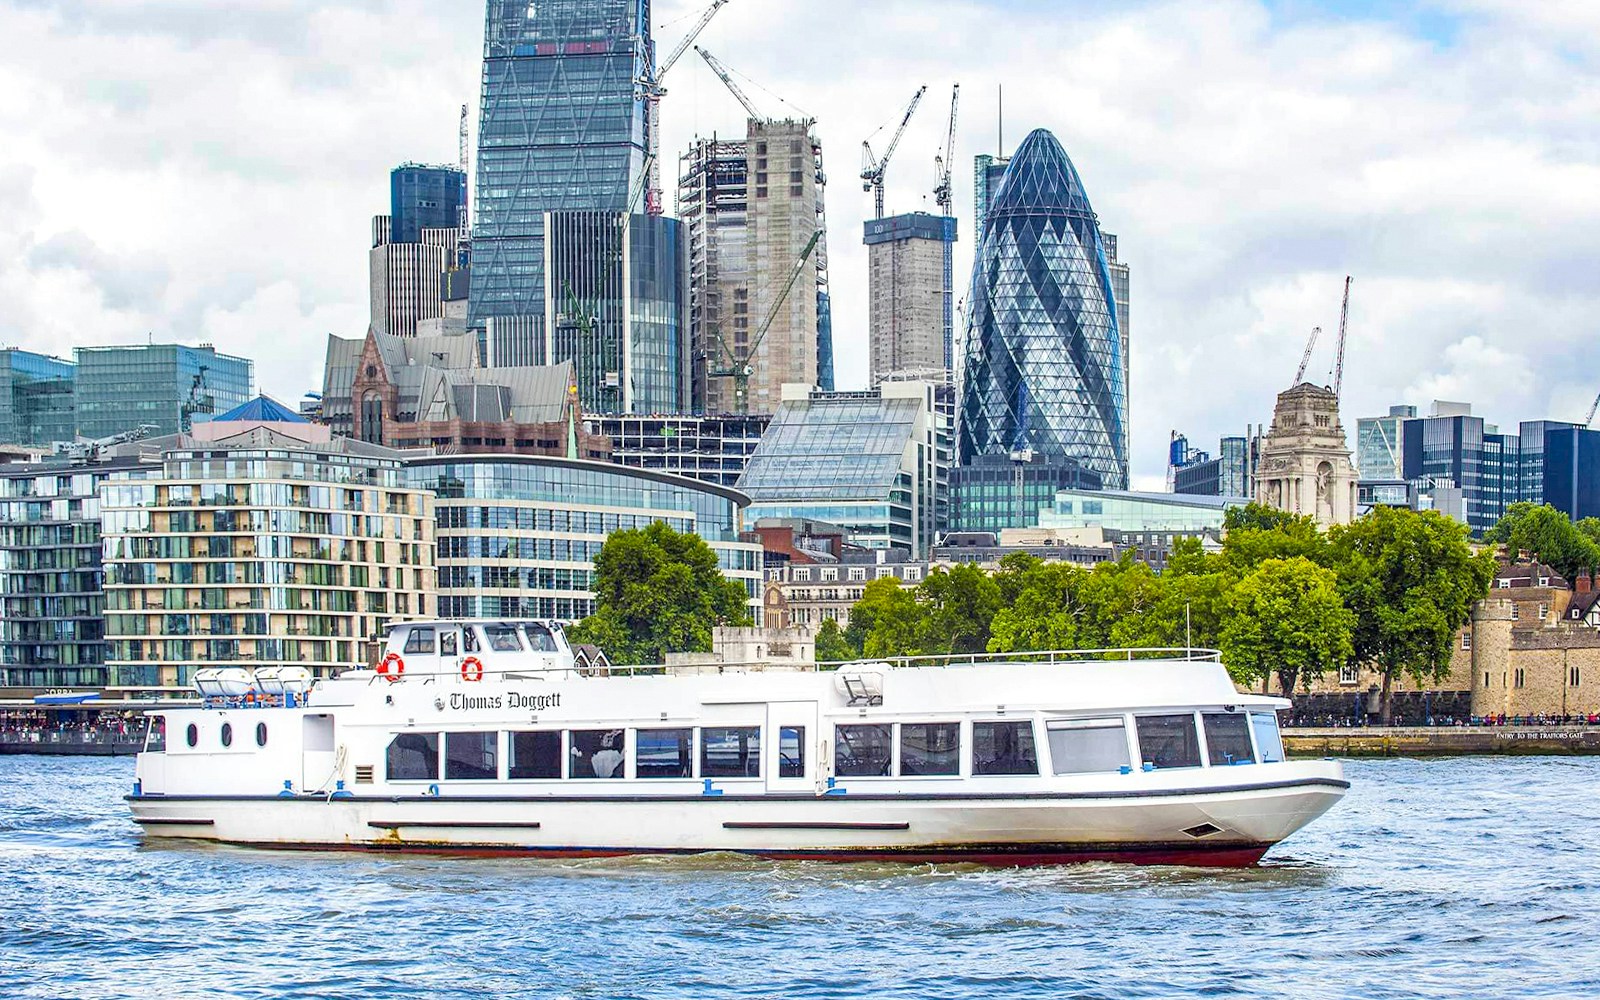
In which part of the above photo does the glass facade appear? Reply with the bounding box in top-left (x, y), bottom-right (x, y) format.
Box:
top-left (1539, 426), bottom-right (1600, 521)
top-left (0, 460), bottom-right (151, 687)
top-left (75, 345), bottom-right (253, 440)
top-left (1401, 415), bottom-right (1521, 536)
top-left (468, 0), bottom-right (650, 346)
top-left (101, 443), bottom-right (433, 686)
top-left (1356, 406), bottom-right (1415, 481)
top-left (948, 453), bottom-right (1102, 533)
top-left (738, 385), bottom-right (947, 554)
top-left (0, 350), bottom-right (76, 447)
top-left (960, 129), bottom-right (1128, 489)
top-left (404, 456), bottom-right (761, 622)
top-left (1040, 489), bottom-right (1240, 534)
top-left (391, 164), bottom-right (466, 246)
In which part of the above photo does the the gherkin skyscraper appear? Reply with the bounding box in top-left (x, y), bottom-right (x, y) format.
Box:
top-left (959, 129), bottom-right (1128, 489)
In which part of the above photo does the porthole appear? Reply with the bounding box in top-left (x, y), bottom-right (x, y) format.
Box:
top-left (221, 723), bottom-right (233, 748)
top-left (185, 723), bottom-right (198, 748)
top-left (255, 722), bottom-right (268, 747)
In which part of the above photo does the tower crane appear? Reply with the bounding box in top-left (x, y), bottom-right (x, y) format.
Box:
top-left (707, 230), bottom-right (823, 414)
top-left (1585, 391), bottom-right (1600, 427)
top-left (638, 0), bottom-right (732, 216)
top-left (933, 83), bottom-right (959, 216)
top-left (1294, 327), bottom-right (1322, 384)
top-left (695, 46), bottom-right (762, 120)
top-left (860, 85), bottom-right (927, 219)
top-left (1333, 275), bottom-right (1352, 399)
top-left (455, 103), bottom-right (470, 269)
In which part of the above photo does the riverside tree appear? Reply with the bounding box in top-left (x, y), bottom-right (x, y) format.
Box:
top-left (1484, 502), bottom-right (1600, 582)
top-left (1220, 556), bottom-right (1354, 695)
top-left (1330, 506), bottom-right (1497, 722)
top-left (566, 522), bottom-right (752, 665)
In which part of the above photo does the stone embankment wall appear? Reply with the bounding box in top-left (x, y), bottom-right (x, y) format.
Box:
top-left (1284, 727), bottom-right (1600, 758)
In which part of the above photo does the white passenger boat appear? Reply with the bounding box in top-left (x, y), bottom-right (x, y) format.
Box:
top-left (128, 619), bottom-right (1347, 867)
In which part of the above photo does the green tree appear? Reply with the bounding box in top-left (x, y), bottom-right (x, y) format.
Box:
top-left (1222, 504), bottom-right (1330, 571)
top-left (846, 576), bottom-right (925, 658)
top-left (914, 563), bottom-right (1002, 653)
top-left (1330, 506), bottom-right (1497, 721)
top-left (566, 522), bottom-right (752, 665)
top-left (1221, 556), bottom-right (1355, 696)
top-left (1485, 502), bottom-right (1599, 581)
top-left (814, 617), bottom-right (856, 663)
top-left (987, 561), bottom-right (1091, 653)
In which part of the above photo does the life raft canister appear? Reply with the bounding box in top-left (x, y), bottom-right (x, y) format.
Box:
top-left (460, 656), bottom-right (485, 683)
top-left (378, 652), bottom-right (405, 682)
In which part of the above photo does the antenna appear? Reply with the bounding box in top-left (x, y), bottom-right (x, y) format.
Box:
top-left (997, 83), bottom-right (1003, 156)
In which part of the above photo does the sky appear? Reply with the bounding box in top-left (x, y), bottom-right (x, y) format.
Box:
top-left (2, 0), bottom-right (1598, 488)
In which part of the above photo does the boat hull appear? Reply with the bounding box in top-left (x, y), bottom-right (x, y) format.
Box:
top-left (128, 766), bottom-right (1346, 868)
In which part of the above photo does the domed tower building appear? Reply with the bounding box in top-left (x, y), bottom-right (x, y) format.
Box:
top-left (958, 129), bottom-right (1128, 489)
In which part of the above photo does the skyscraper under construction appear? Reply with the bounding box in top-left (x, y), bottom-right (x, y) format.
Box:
top-left (678, 117), bottom-right (833, 415)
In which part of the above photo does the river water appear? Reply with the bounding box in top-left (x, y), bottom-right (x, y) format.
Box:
top-left (0, 755), bottom-right (1593, 999)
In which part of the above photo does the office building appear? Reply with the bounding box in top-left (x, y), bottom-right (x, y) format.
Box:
top-left (1039, 489), bottom-right (1242, 571)
top-left (947, 452), bottom-right (1102, 534)
top-left (1256, 383), bottom-right (1358, 527)
top-left (973, 153), bottom-right (1010, 235)
top-left (101, 400), bottom-right (436, 687)
top-left (591, 413), bottom-right (771, 489)
top-left (738, 382), bottom-right (950, 556)
top-left (370, 218), bottom-right (458, 339)
top-left (864, 212), bottom-right (957, 381)
top-left (933, 527), bottom-right (1116, 571)
top-left (678, 119), bottom-right (832, 414)
top-left (1356, 405), bottom-right (1416, 481)
top-left (1103, 233), bottom-right (1131, 464)
top-left (0, 455), bottom-right (152, 688)
top-left (469, 1), bottom-right (686, 416)
top-left (74, 344), bottom-right (253, 440)
top-left (763, 550), bottom-right (928, 629)
top-left (0, 349), bottom-right (75, 447)
top-left (322, 327), bottom-right (609, 459)
top-left (1399, 401), bottom-right (1521, 535)
top-left (1173, 434), bottom-right (1252, 498)
top-left (390, 163), bottom-right (466, 246)
top-left (960, 129), bottom-right (1128, 488)
top-left (1532, 424), bottom-right (1600, 521)
top-left (404, 455), bottom-right (763, 624)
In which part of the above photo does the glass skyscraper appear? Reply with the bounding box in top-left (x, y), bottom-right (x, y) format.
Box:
top-left (0, 349), bottom-right (75, 446)
top-left (959, 129), bottom-right (1128, 489)
top-left (74, 345), bottom-right (253, 440)
top-left (390, 164), bottom-right (466, 245)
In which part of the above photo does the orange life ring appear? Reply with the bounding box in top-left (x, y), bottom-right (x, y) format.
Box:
top-left (378, 652), bottom-right (405, 682)
top-left (460, 656), bottom-right (485, 683)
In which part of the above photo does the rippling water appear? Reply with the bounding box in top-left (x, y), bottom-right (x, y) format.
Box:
top-left (0, 755), bottom-right (1595, 999)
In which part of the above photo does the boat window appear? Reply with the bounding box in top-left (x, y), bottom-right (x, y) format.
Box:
top-left (899, 723), bottom-right (960, 776)
top-left (145, 717), bottom-right (166, 753)
top-left (1046, 718), bottom-right (1131, 775)
top-left (702, 726), bottom-right (761, 778)
top-left (255, 722), bottom-right (268, 748)
top-left (834, 724), bottom-right (892, 776)
top-left (403, 627), bottom-right (436, 655)
top-left (1135, 714), bottom-right (1202, 769)
top-left (1203, 713), bottom-right (1256, 765)
top-left (185, 723), bottom-right (198, 748)
top-left (220, 723), bottom-right (233, 748)
top-left (779, 726), bottom-right (805, 778)
top-left (386, 732), bottom-right (439, 781)
top-left (508, 731), bottom-right (562, 778)
top-left (972, 721), bottom-right (1038, 775)
top-left (1251, 712), bottom-right (1285, 763)
top-left (440, 631), bottom-right (458, 657)
top-left (523, 625), bottom-right (558, 652)
top-left (445, 731), bottom-right (497, 780)
top-left (484, 624), bottom-right (523, 652)
top-left (570, 729), bottom-right (625, 778)
top-left (636, 728), bottom-right (693, 778)
top-left (462, 628), bottom-right (481, 654)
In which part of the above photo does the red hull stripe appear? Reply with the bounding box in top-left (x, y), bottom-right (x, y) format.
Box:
top-left (183, 839), bottom-right (1272, 868)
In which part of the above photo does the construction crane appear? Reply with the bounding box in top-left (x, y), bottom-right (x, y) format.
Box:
top-left (860, 85), bottom-right (927, 219)
top-left (707, 229), bottom-right (822, 414)
top-left (638, 0), bottom-right (732, 216)
top-left (1333, 275), bottom-right (1352, 399)
top-left (1585, 391), bottom-right (1600, 426)
top-left (1294, 326), bottom-right (1322, 384)
top-left (933, 83), bottom-right (959, 215)
top-left (455, 103), bottom-right (470, 269)
top-left (695, 46), bottom-right (762, 120)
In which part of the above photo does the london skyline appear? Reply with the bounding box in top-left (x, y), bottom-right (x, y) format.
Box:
top-left (1, 0), bottom-right (1596, 488)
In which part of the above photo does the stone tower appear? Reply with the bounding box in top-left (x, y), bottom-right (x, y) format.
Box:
top-left (1255, 383), bottom-right (1358, 527)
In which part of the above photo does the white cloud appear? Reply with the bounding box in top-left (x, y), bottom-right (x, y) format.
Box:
top-left (1, 0), bottom-right (1598, 480)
